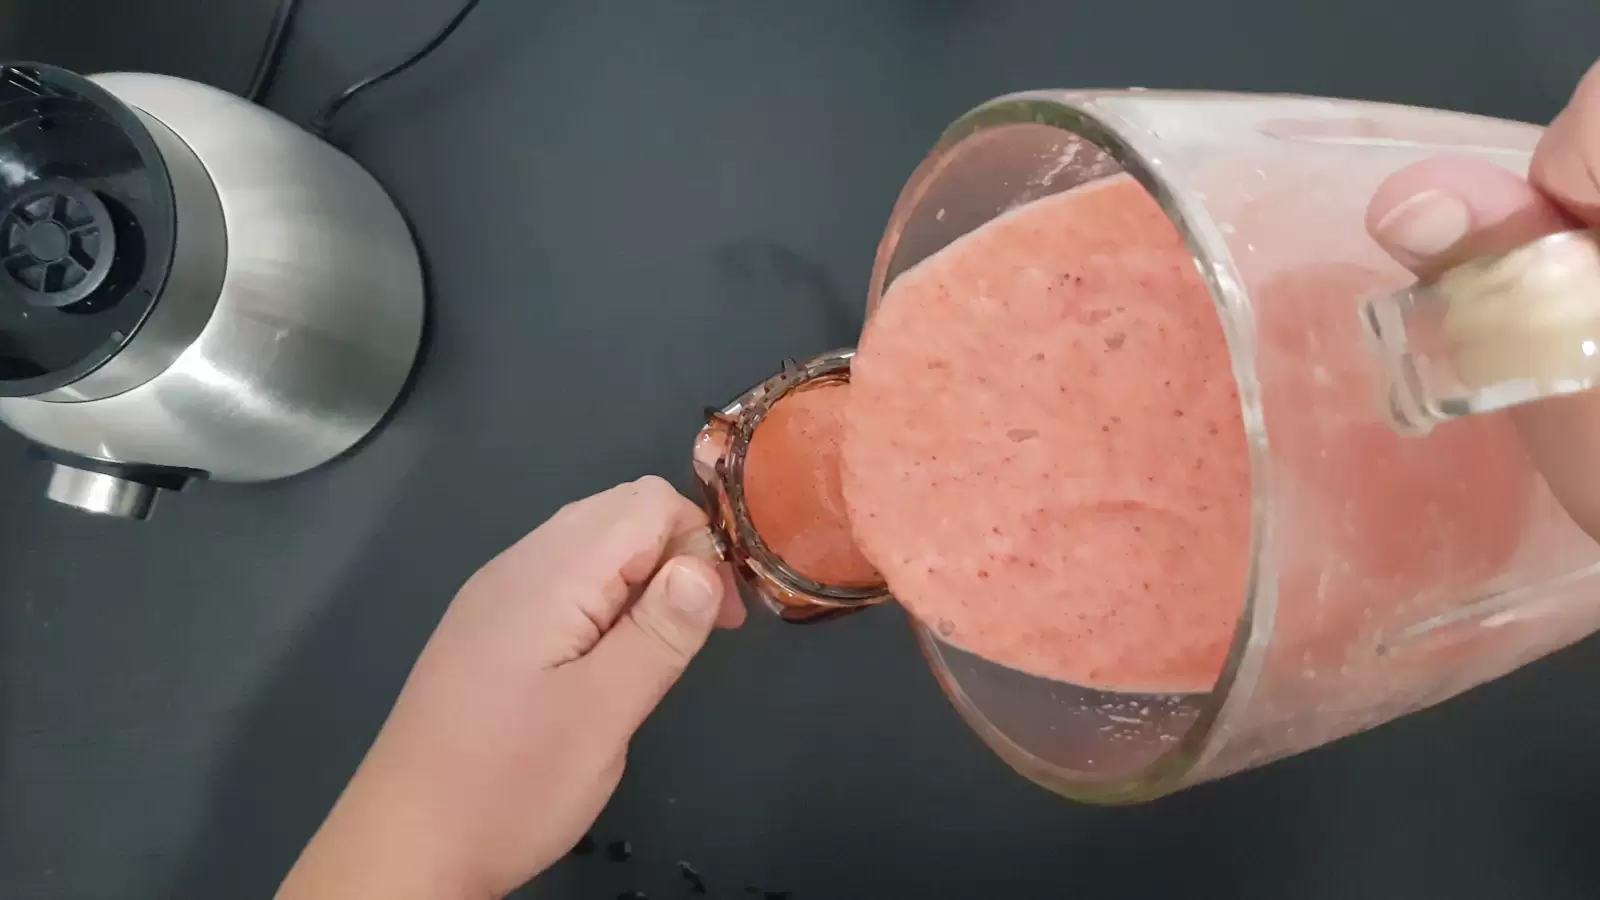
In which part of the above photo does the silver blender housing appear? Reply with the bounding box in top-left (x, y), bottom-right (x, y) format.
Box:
top-left (0, 64), bottom-right (425, 519)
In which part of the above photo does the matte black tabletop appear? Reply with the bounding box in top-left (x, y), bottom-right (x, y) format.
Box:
top-left (3, 2), bottom-right (1600, 898)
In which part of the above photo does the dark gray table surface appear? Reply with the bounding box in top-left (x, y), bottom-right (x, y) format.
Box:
top-left (0, 0), bottom-right (281, 98)
top-left (3, 2), bottom-right (1600, 898)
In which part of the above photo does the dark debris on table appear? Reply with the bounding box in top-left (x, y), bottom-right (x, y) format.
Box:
top-left (563, 832), bottom-right (794, 898)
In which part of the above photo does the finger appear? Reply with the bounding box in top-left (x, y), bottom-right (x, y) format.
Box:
top-left (1525, 62), bottom-right (1600, 535)
top-left (1366, 155), bottom-right (1575, 279)
top-left (659, 528), bottom-right (744, 628)
top-left (1530, 60), bottom-right (1600, 225)
top-left (568, 555), bottom-right (725, 737)
top-left (661, 526), bottom-right (721, 563)
top-left (544, 476), bottom-right (711, 631)
top-left (714, 565), bottom-right (747, 630)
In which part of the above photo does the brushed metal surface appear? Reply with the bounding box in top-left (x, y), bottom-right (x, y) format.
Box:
top-left (0, 73), bottom-right (426, 483)
top-left (45, 464), bottom-right (158, 519)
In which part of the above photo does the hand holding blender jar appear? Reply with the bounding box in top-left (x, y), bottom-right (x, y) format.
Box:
top-left (694, 63), bottom-right (1600, 803)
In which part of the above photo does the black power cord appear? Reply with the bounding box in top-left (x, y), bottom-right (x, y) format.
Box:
top-left (310, 0), bottom-right (485, 138)
top-left (247, 0), bottom-right (305, 102)
top-left (245, 0), bottom-right (484, 138)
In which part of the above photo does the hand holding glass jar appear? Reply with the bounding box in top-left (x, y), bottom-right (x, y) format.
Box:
top-left (1367, 60), bottom-right (1600, 540)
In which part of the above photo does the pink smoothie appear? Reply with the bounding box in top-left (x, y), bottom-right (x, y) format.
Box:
top-left (743, 380), bottom-right (881, 587)
top-left (756, 167), bottom-right (1541, 704)
top-left (840, 175), bottom-right (1252, 694)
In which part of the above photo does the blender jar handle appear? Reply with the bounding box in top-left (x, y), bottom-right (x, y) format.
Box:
top-left (1364, 229), bottom-right (1600, 434)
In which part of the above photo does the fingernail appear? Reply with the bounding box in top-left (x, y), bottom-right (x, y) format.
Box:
top-left (666, 562), bottom-right (718, 617)
top-left (1374, 189), bottom-right (1471, 260)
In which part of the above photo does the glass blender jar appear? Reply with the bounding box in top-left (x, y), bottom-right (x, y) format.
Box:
top-left (693, 89), bottom-right (1600, 803)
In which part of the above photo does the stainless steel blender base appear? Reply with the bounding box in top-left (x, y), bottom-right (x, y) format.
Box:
top-left (0, 67), bottom-right (426, 519)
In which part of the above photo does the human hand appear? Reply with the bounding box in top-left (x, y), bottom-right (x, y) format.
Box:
top-left (277, 477), bottom-right (745, 900)
top-left (1366, 60), bottom-right (1600, 538)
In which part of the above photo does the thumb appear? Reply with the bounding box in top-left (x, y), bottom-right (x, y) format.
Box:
top-left (1365, 155), bottom-right (1575, 279)
top-left (570, 556), bottom-right (724, 738)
